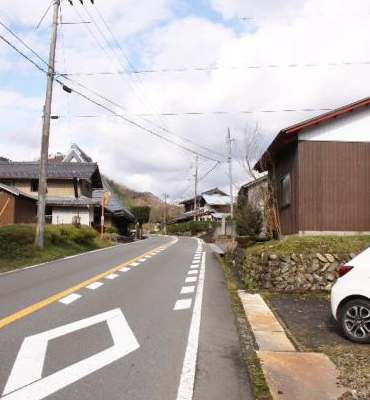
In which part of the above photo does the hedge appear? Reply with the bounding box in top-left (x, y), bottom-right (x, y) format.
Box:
top-left (166, 221), bottom-right (211, 235)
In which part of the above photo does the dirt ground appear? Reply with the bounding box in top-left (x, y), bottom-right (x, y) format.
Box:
top-left (267, 293), bottom-right (370, 400)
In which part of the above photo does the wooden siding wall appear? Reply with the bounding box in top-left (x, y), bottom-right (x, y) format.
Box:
top-left (14, 197), bottom-right (37, 223)
top-left (273, 142), bottom-right (298, 235)
top-left (0, 192), bottom-right (15, 225)
top-left (298, 141), bottom-right (370, 232)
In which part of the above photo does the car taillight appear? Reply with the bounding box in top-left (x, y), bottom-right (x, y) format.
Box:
top-left (338, 265), bottom-right (354, 277)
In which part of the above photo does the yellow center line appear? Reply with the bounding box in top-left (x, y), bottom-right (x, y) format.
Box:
top-left (0, 239), bottom-right (176, 330)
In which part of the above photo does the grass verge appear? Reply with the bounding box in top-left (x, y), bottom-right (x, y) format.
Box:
top-left (217, 254), bottom-right (272, 400)
top-left (246, 234), bottom-right (370, 256)
top-left (0, 224), bottom-right (113, 273)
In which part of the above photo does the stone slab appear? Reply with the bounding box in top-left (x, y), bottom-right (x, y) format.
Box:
top-left (238, 291), bottom-right (287, 334)
top-left (254, 331), bottom-right (295, 352)
top-left (257, 351), bottom-right (346, 400)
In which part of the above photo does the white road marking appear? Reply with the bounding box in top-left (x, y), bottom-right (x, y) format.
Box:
top-left (188, 270), bottom-right (198, 275)
top-left (185, 277), bottom-right (197, 283)
top-left (176, 251), bottom-right (206, 400)
top-left (105, 273), bottom-right (119, 280)
top-left (2, 309), bottom-right (139, 400)
top-left (181, 286), bottom-right (195, 294)
top-left (190, 265), bottom-right (199, 269)
top-left (119, 267), bottom-right (130, 272)
top-left (130, 262), bottom-right (140, 267)
top-left (174, 299), bottom-right (192, 311)
top-left (145, 255), bottom-right (152, 259)
top-left (85, 282), bottom-right (103, 290)
top-left (138, 258), bottom-right (147, 262)
top-left (58, 294), bottom-right (81, 305)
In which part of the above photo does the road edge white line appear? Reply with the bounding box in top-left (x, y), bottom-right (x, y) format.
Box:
top-left (176, 250), bottom-right (206, 400)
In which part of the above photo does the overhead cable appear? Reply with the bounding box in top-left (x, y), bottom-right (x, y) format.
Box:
top-left (0, 19), bottom-right (224, 161)
top-left (63, 59), bottom-right (370, 76)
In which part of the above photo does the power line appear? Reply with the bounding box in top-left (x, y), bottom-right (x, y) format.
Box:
top-left (78, 2), bottom-right (171, 131)
top-left (52, 107), bottom-right (334, 117)
top-left (36, 0), bottom-right (55, 29)
top-left (0, 31), bottom-right (337, 119)
top-left (55, 80), bottom-right (223, 162)
top-left (62, 59), bottom-right (370, 76)
top-left (0, 18), bottom-right (224, 161)
top-left (175, 161), bottom-right (222, 200)
top-left (82, 11), bottom-right (370, 24)
top-left (238, 12), bottom-right (370, 20)
top-left (62, 6), bottom-right (224, 159)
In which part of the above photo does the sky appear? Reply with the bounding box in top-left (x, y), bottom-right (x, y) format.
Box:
top-left (1, 0), bottom-right (370, 203)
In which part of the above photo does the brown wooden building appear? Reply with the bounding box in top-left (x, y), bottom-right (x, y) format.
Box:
top-left (0, 183), bottom-right (37, 226)
top-left (255, 96), bottom-right (370, 235)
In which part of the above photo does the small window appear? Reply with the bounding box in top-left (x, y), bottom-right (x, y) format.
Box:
top-left (280, 174), bottom-right (291, 208)
top-left (30, 180), bottom-right (39, 192)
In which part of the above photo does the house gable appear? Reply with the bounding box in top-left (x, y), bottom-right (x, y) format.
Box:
top-left (298, 106), bottom-right (370, 143)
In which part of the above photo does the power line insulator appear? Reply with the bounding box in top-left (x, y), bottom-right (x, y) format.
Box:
top-left (62, 85), bottom-right (72, 93)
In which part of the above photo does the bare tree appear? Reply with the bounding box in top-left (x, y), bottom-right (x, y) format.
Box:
top-left (237, 123), bottom-right (281, 239)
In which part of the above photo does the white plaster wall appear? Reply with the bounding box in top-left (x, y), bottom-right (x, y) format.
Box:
top-left (299, 106), bottom-right (370, 142)
top-left (52, 207), bottom-right (93, 226)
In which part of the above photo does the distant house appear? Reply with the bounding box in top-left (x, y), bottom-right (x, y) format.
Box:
top-left (174, 188), bottom-right (231, 222)
top-left (62, 145), bottom-right (135, 234)
top-left (0, 161), bottom-right (102, 226)
top-left (238, 175), bottom-right (268, 210)
top-left (0, 145), bottom-right (136, 234)
top-left (255, 96), bottom-right (370, 235)
top-left (0, 183), bottom-right (37, 226)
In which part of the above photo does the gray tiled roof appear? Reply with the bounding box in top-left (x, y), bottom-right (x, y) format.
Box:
top-left (93, 178), bottom-right (135, 222)
top-left (63, 144), bottom-right (93, 163)
top-left (45, 196), bottom-right (95, 206)
top-left (0, 162), bottom-right (102, 186)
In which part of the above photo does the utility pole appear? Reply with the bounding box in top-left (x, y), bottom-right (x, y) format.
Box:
top-left (163, 193), bottom-right (168, 234)
top-left (35, 0), bottom-right (60, 248)
top-left (227, 128), bottom-right (234, 219)
top-left (193, 155), bottom-right (198, 221)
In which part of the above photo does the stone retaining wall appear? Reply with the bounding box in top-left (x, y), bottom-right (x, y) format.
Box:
top-left (239, 251), bottom-right (357, 292)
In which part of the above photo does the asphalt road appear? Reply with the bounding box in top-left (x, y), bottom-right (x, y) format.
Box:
top-left (0, 235), bottom-right (253, 400)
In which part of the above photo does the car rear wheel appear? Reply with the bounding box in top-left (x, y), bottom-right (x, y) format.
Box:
top-left (338, 298), bottom-right (370, 344)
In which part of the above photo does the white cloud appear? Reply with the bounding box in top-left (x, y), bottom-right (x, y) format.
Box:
top-left (2, 0), bottom-right (370, 200)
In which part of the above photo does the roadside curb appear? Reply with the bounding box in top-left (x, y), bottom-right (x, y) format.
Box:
top-left (216, 254), bottom-right (273, 400)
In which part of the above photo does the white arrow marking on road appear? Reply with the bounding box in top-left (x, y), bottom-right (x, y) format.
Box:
top-left (2, 308), bottom-right (139, 400)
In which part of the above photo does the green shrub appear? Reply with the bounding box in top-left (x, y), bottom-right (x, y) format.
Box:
top-left (167, 221), bottom-right (210, 235)
top-left (0, 224), bottom-right (35, 256)
top-left (105, 226), bottom-right (119, 234)
top-left (235, 204), bottom-right (263, 237)
top-left (71, 226), bottom-right (98, 244)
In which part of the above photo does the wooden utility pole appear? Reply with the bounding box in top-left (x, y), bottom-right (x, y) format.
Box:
top-left (227, 128), bottom-right (234, 219)
top-left (163, 193), bottom-right (168, 234)
top-left (35, 0), bottom-right (60, 248)
top-left (193, 155), bottom-right (198, 221)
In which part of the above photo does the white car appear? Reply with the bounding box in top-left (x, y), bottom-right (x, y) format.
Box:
top-left (331, 247), bottom-right (370, 344)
